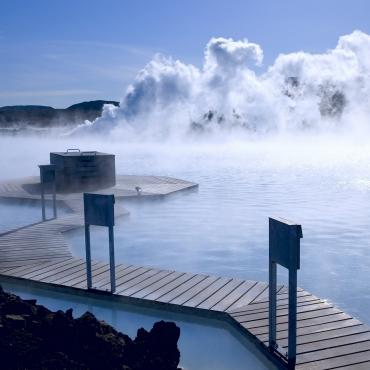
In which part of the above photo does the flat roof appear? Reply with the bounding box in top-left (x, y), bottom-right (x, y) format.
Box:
top-left (50, 151), bottom-right (113, 157)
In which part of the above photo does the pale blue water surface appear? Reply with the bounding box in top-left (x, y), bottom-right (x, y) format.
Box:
top-left (0, 199), bottom-right (69, 234)
top-left (1, 136), bottom-right (370, 326)
top-left (64, 139), bottom-right (370, 325)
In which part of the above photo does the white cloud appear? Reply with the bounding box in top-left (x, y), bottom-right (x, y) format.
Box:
top-left (79, 30), bottom-right (370, 138)
top-left (204, 37), bottom-right (263, 70)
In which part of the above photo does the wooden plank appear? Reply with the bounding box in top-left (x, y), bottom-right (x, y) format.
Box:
top-left (244, 307), bottom-right (343, 331)
top-left (231, 298), bottom-right (323, 316)
top-left (266, 324), bottom-right (369, 347)
top-left (251, 290), bottom-right (311, 305)
top-left (334, 362), bottom-right (370, 369)
top-left (0, 258), bottom-right (71, 277)
top-left (115, 268), bottom-right (164, 294)
top-left (92, 264), bottom-right (132, 286)
top-left (0, 234), bottom-right (67, 241)
top-left (91, 265), bottom-right (137, 289)
top-left (0, 239), bottom-right (67, 246)
top-left (229, 292), bottom-right (321, 313)
top-left (295, 332), bottom-right (370, 355)
top-left (0, 243), bottom-right (70, 251)
top-left (227, 281), bottom-right (268, 311)
top-left (130, 272), bottom-right (185, 299)
top-left (143, 273), bottom-right (197, 301)
top-left (0, 258), bottom-right (66, 269)
top-left (24, 258), bottom-right (84, 280)
top-left (0, 235), bottom-right (67, 242)
top-left (254, 284), bottom-right (286, 302)
top-left (279, 286), bottom-right (304, 294)
top-left (257, 319), bottom-right (363, 343)
top-left (122, 270), bottom-right (175, 297)
top-left (0, 252), bottom-right (71, 262)
top-left (181, 277), bottom-right (232, 308)
top-left (0, 265), bottom-right (24, 274)
top-left (36, 260), bottom-right (87, 283)
top-left (296, 345), bottom-right (370, 369)
top-left (234, 302), bottom-right (335, 322)
top-left (197, 278), bottom-right (246, 310)
top-left (53, 262), bottom-right (106, 285)
top-left (0, 253), bottom-right (71, 263)
top-left (99, 266), bottom-right (151, 291)
top-left (250, 315), bottom-right (357, 338)
top-left (169, 276), bottom-right (220, 306)
top-left (232, 298), bottom-right (325, 316)
top-left (68, 263), bottom-right (113, 289)
top-left (155, 274), bottom-right (209, 304)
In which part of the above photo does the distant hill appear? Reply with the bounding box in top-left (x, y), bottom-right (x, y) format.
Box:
top-left (0, 100), bottom-right (119, 128)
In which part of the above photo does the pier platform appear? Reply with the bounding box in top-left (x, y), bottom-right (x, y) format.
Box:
top-left (0, 174), bottom-right (198, 203)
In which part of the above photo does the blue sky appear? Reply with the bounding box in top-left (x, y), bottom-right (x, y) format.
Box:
top-left (1, 0), bottom-right (369, 107)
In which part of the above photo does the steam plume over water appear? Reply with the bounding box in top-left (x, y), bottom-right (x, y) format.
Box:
top-left (78, 30), bottom-right (370, 140)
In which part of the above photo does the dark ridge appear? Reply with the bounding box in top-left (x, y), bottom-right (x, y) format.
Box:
top-left (67, 100), bottom-right (119, 111)
top-left (0, 100), bottom-right (120, 129)
top-left (0, 105), bottom-right (54, 111)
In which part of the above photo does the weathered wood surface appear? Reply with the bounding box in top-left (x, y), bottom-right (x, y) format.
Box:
top-left (2, 254), bottom-right (370, 369)
top-left (0, 175), bottom-right (198, 202)
top-left (230, 292), bottom-right (370, 369)
top-left (0, 257), bottom-right (269, 312)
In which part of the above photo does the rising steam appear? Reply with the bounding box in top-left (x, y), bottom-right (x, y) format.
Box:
top-left (79, 30), bottom-right (370, 139)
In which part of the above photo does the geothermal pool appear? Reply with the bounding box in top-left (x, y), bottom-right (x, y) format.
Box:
top-left (2, 136), bottom-right (370, 325)
top-left (1, 281), bottom-right (271, 370)
top-left (66, 138), bottom-right (370, 325)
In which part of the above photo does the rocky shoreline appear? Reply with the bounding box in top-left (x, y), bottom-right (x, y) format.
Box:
top-left (0, 285), bottom-right (181, 370)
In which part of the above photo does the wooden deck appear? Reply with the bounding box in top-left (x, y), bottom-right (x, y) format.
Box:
top-left (0, 174), bottom-right (198, 203)
top-left (2, 257), bottom-right (370, 370)
top-left (0, 175), bottom-right (369, 369)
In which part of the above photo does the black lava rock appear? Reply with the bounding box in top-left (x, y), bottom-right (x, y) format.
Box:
top-left (0, 285), bottom-right (182, 370)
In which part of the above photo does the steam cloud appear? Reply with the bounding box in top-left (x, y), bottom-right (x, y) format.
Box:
top-left (81, 31), bottom-right (370, 139)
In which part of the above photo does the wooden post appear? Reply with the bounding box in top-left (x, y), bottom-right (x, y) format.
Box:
top-left (40, 181), bottom-right (46, 221)
top-left (109, 225), bottom-right (116, 293)
top-left (268, 217), bottom-right (303, 369)
top-left (288, 266), bottom-right (298, 368)
top-left (269, 258), bottom-right (277, 348)
top-left (39, 164), bottom-right (57, 221)
top-left (84, 193), bottom-right (115, 293)
top-left (52, 180), bottom-right (57, 219)
top-left (85, 223), bottom-right (92, 289)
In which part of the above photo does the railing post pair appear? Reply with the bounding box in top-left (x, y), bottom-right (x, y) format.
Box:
top-left (84, 193), bottom-right (116, 293)
top-left (269, 217), bottom-right (303, 369)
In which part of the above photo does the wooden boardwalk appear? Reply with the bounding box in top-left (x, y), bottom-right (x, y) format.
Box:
top-left (0, 175), bottom-right (369, 369)
top-left (1, 256), bottom-right (370, 369)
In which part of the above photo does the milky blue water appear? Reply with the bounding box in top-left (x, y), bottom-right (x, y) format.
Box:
top-left (64, 138), bottom-right (370, 325)
top-left (0, 199), bottom-right (69, 234)
top-left (0, 281), bottom-right (271, 370)
top-left (1, 136), bottom-right (370, 326)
